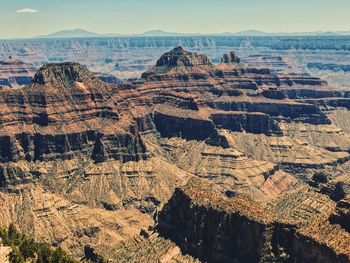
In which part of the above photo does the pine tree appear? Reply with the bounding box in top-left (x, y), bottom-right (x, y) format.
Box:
top-left (9, 247), bottom-right (25, 263)
top-left (7, 224), bottom-right (22, 246)
top-left (0, 226), bottom-right (9, 245)
top-left (19, 238), bottom-right (36, 260)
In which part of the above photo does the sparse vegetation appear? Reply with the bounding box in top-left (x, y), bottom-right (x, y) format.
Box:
top-left (0, 223), bottom-right (78, 263)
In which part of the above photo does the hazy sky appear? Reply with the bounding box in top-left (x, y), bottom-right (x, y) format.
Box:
top-left (1, 0), bottom-right (350, 39)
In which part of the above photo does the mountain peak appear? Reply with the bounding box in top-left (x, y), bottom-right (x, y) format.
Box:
top-left (141, 46), bottom-right (214, 78)
top-left (33, 62), bottom-right (93, 85)
top-left (141, 30), bottom-right (173, 36)
top-left (38, 28), bottom-right (100, 39)
top-left (155, 46), bottom-right (212, 68)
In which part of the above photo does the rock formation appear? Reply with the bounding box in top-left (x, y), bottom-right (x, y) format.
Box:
top-left (0, 46), bottom-right (350, 261)
top-left (158, 178), bottom-right (350, 263)
top-left (0, 57), bottom-right (36, 89)
top-left (221, 51), bottom-right (241, 64)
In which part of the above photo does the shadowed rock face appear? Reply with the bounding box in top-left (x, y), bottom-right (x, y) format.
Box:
top-left (1, 47), bottom-right (350, 261)
top-left (330, 199), bottom-right (350, 232)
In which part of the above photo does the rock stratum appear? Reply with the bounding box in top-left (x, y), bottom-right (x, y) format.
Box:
top-left (0, 57), bottom-right (36, 90)
top-left (0, 46), bottom-right (350, 262)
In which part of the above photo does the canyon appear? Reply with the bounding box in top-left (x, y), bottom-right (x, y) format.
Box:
top-left (0, 45), bottom-right (350, 262)
top-left (2, 35), bottom-right (350, 85)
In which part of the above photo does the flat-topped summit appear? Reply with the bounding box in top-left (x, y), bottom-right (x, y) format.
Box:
top-left (142, 46), bottom-right (215, 77)
top-left (155, 46), bottom-right (213, 67)
top-left (33, 62), bottom-right (93, 85)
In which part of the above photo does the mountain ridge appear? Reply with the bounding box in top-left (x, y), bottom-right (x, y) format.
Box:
top-left (35, 28), bottom-right (350, 39)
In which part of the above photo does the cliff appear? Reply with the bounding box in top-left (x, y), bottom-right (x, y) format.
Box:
top-left (158, 178), bottom-right (350, 263)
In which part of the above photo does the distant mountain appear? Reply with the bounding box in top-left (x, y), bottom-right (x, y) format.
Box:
top-left (35, 28), bottom-right (350, 39)
top-left (316, 32), bottom-right (341, 36)
top-left (229, 30), bottom-right (273, 36)
top-left (38, 29), bottom-right (102, 38)
top-left (335, 30), bottom-right (350, 35)
top-left (223, 30), bottom-right (345, 37)
top-left (139, 30), bottom-right (185, 36)
top-left (37, 28), bottom-right (187, 38)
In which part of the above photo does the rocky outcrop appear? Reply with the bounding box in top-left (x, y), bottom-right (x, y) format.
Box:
top-left (158, 179), bottom-right (350, 263)
top-left (99, 231), bottom-right (200, 263)
top-left (0, 184), bottom-right (154, 257)
top-left (0, 57), bottom-right (36, 89)
top-left (221, 52), bottom-right (241, 64)
top-left (155, 46), bottom-right (212, 68)
top-left (0, 245), bottom-right (11, 263)
top-left (33, 62), bottom-right (93, 86)
top-left (142, 46), bottom-right (215, 77)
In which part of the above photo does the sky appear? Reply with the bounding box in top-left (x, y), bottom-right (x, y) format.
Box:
top-left (1, 0), bottom-right (350, 39)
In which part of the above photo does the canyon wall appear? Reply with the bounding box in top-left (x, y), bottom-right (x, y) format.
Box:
top-left (158, 179), bottom-right (350, 263)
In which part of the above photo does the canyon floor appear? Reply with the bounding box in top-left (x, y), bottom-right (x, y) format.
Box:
top-left (0, 45), bottom-right (350, 262)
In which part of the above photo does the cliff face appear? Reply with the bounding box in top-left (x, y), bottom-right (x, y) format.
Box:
top-left (158, 179), bottom-right (350, 263)
top-left (210, 112), bottom-right (281, 135)
top-left (153, 109), bottom-right (218, 141)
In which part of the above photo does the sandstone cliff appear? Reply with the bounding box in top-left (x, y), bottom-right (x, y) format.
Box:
top-left (158, 178), bottom-right (350, 263)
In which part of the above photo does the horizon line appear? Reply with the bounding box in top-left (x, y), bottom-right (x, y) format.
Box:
top-left (2, 28), bottom-right (350, 41)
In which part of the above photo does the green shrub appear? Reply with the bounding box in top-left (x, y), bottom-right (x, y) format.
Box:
top-left (7, 224), bottom-right (22, 246)
top-left (19, 238), bottom-right (36, 260)
top-left (9, 247), bottom-right (25, 263)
